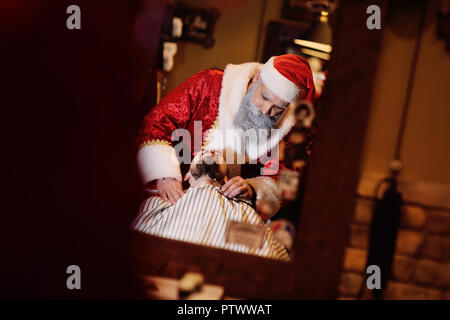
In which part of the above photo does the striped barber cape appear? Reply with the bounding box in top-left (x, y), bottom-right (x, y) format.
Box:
top-left (131, 184), bottom-right (289, 261)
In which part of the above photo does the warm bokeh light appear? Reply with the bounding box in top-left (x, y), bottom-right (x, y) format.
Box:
top-left (294, 39), bottom-right (333, 53)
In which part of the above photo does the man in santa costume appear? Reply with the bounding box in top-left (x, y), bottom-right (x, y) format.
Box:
top-left (137, 54), bottom-right (315, 219)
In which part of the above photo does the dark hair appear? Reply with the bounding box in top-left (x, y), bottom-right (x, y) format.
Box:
top-left (190, 156), bottom-right (225, 184)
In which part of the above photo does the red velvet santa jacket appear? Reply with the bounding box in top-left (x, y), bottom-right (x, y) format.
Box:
top-left (137, 62), bottom-right (299, 217)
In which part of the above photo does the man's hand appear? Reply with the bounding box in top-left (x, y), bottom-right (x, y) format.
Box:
top-left (221, 176), bottom-right (254, 200)
top-left (157, 178), bottom-right (185, 204)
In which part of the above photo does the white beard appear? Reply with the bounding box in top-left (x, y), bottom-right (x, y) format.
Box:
top-left (233, 81), bottom-right (276, 132)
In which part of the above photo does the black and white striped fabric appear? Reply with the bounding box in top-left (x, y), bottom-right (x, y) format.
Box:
top-left (131, 184), bottom-right (289, 261)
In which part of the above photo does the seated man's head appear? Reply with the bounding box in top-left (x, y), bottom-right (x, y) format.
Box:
top-left (187, 150), bottom-right (228, 187)
top-left (234, 54), bottom-right (315, 132)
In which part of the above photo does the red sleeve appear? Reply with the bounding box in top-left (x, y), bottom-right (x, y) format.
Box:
top-left (138, 70), bottom-right (211, 147)
top-left (136, 69), bottom-right (220, 187)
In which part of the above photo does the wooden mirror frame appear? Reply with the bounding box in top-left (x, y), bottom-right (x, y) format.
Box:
top-left (130, 0), bottom-right (385, 299)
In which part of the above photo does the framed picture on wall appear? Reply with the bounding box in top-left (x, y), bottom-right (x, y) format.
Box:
top-left (162, 3), bottom-right (220, 48)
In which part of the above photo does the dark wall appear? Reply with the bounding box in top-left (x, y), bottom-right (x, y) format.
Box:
top-left (1, 0), bottom-right (164, 298)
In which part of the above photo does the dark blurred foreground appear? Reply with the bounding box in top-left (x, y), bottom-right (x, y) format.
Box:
top-left (0, 0), bottom-right (164, 298)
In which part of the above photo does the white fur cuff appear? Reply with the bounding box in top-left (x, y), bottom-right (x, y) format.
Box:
top-left (246, 176), bottom-right (281, 220)
top-left (137, 144), bottom-right (182, 186)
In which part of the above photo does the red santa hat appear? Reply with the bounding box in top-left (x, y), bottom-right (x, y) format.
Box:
top-left (260, 54), bottom-right (315, 103)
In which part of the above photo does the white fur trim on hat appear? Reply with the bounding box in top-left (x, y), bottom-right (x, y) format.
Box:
top-left (260, 57), bottom-right (299, 103)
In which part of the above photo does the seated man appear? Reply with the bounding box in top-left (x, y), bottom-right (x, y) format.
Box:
top-left (131, 151), bottom-right (289, 261)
